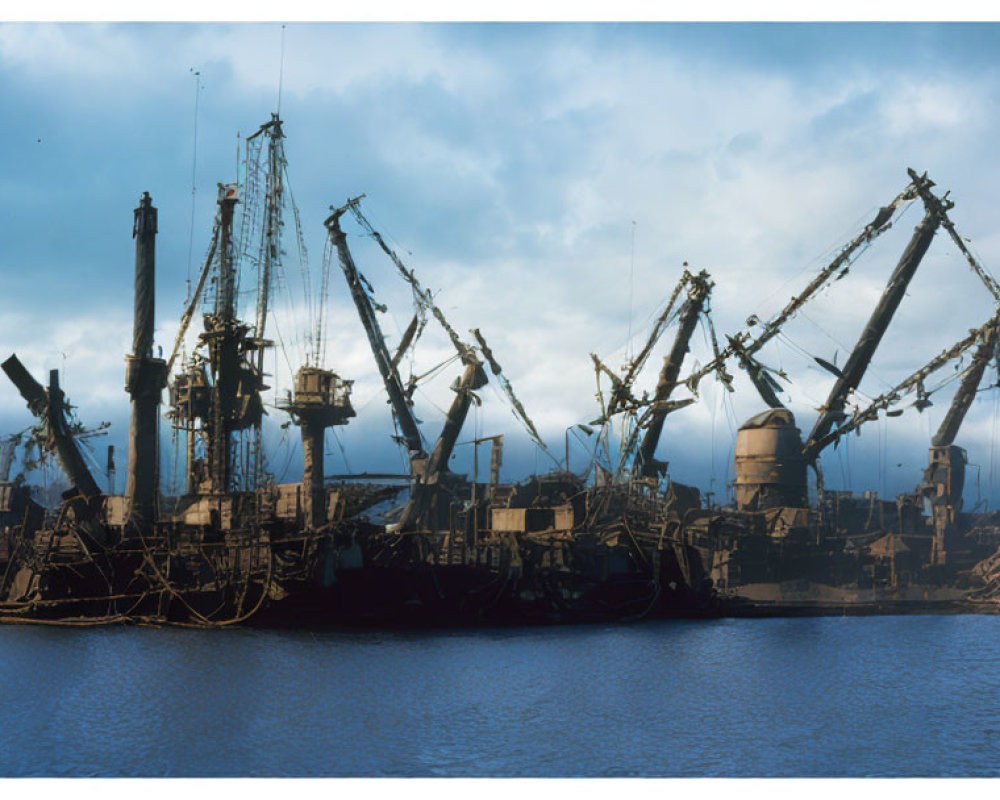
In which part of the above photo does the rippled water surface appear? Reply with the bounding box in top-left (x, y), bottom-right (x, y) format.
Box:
top-left (2, 615), bottom-right (1000, 776)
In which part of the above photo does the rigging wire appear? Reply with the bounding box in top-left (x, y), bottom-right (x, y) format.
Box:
top-left (185, 68), bottom-right (202, 302)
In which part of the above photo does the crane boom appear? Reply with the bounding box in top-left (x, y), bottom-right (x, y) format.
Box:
top-left (932, 326), bottom-right (997, 448)
top-left (325, 200), bottom-right (426, 460)
top-left (635, 269), bottom-right (713, 478)
top-left (611, 269), bottom-right (692, 415)
top-left (803, 196), bottom-right (942, 463)
top-left (1, 356), bottom-right (102, 502)
top-left (682, 181), bottom-right (919, 392)
top-left (807, 285), bottom-right (1000, 457)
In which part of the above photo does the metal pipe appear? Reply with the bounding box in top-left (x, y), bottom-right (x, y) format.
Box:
top-left (125, 192), bottom-right (168, 527)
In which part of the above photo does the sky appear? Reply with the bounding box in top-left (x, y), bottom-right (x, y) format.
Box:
top-left (3, 21), bottom-right (1000, 508)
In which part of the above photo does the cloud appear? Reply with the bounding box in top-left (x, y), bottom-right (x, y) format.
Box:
top-left (4, 22), bottom-right (1000, 504)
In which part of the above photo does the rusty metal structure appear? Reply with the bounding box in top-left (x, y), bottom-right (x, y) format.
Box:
top-left (0, 117), bottom-right (718, 628)
top-left (6, 127), bottom-right (1000, 627)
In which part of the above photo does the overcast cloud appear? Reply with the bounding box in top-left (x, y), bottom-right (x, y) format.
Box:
top-left (3, 22), bottom-right (1000, 506)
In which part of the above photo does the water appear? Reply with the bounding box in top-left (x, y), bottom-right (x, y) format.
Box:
top-left (1, 615), bottom-right (999, 777)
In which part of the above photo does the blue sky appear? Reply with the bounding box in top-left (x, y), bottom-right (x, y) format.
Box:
top-left (3, 21), bottom-right (1000, 506)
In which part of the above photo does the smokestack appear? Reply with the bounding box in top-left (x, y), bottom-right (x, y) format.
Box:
top-left (125, 192), bottom-right (168, 529)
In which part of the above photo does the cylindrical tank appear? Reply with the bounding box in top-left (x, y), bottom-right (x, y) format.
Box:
top-left (734, 409), bottom-right (808, 511)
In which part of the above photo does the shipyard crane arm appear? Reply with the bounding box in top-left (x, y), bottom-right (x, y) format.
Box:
top-left (166, 218), bottom-right (220, 374)
top-left (351, 200), bottom-right (561, 465)
top-left (803, 180), bottom-right (943, 462)
top-left (932, 325), bottom-right (998, 448)
top-left (590, 353), bottom-right (639, 418)
top-left (326, 199), bottom-right (426, 460)
top-left (608, 268), bottom-right (694, 416)
top-left (681, 180), bottom-right (920, 395)
top-left (908, 167), bottom-right (1000, 304)
top-left (633, 269), bottom-right (714, 478)
top-left (0, 356), bottom-right (112, 549)
top-left (397, 358), bottom-right (488, 529)
top-left (594, 267), bottom-right (732, 422)
top-left (808, 309), bottom-right (1000, 455)
top-left (346, 202), bottom-right (534, 477)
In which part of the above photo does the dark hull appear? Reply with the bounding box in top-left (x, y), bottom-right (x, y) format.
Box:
top-left (254, 563), bottom-right (718, 629)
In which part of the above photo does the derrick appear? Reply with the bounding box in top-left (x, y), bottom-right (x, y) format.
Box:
top-left (325, 198), bottom-right (425, 461)
top-left (802, 192), bottom-right (943, 462)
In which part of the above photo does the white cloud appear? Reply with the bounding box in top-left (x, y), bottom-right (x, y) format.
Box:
top-left (5, 23), bottom-right (1000, 502)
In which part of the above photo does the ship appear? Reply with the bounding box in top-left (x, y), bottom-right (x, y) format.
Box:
top-left (580, 168), bottom-right (1000, 616)
top-left (0, 115), bottom-right (713, 628)
top-left (3, 115), bottom-right (1000, 628)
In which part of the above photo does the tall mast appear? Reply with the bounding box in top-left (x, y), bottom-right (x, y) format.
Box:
top-left (251, 114), bottom-right (283, 372)
top-left (206, 183), bottom-right (241, 493)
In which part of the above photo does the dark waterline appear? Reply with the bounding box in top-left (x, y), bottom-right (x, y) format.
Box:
top-left (1, 615), bottom-right (999, 777)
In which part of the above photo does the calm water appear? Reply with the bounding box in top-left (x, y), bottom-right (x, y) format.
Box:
top-left (1, 615), bottom-right (999, 777)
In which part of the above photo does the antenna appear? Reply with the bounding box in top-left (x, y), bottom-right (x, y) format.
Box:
top-left (277, 24), bottom-right (287, 115)
top-left (185, 68), bottom-right (202, 303)
top-left (627, 220), bottom-right (636, 361)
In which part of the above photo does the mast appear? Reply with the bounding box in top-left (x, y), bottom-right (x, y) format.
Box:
top-left (252, 114), bottom-right (283, 368)
top-left (249, 115), bottom-right (283, 486)
top-left (325, 200), bottom-right (426, 462)
top-left (206, 183), bottom-right (241, 494)
top-left (803, 199), bottom-right (942, 463)
top-left (125, 192), bottom-right (168, 528)
top-left (635, 269), bottom-right (713, 478)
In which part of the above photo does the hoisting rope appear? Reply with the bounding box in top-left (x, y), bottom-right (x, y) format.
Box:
top-left (609, 269), bottom-right (691, 414)
top-left (348, 199), bottom-right (476, 365)
top-left (471, 328), bottom-right (558, 464)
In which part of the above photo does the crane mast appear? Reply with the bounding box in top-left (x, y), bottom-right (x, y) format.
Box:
top-left (635, 269), bottom-right (713, 478)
